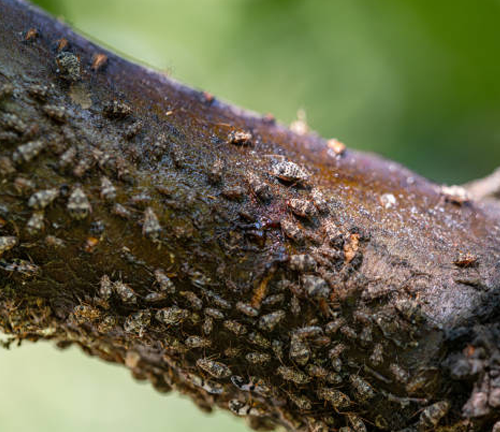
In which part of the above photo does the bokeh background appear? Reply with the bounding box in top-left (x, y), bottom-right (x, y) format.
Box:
top-left (1, 0), bottom-right (500, 431)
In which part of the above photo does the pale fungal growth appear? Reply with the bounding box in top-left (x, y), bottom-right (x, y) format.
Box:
top-left (100, 176), bottom-right (116, 201)
top-left (142, 207), bottom-right (161, 240)
top-left (380, 192), bottom-right (397, 209)
top-left (196, 358), bottom-right (232, 379)
top-left (441, 184), bottom-right (470, 204)
top-left (228, 129), bottom-right (252, 146)
top-left (67, 186), bottom-right (91, 219)
top-left (271, 160), bottom-right (310, 183)
top-left (327, 138), bottom-right (346, 156)
top-left (12, 140), bottom-right (45, 164)
top-left (0, 236), bottom-right (17, 255)
top-left (28, 188), bottom-right (59, 209)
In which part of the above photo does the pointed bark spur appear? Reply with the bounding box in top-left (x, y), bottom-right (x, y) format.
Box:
top-left (0, 0), bottom-right (499, 431)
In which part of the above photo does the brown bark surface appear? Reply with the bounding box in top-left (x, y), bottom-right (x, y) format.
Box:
top-left (0, 1), bottom-right (499, 431)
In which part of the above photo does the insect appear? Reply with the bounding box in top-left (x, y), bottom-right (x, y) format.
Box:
top-left (28, 188), bottom-right (59, 209)
top-left (287, 198), bottom-right (317, 218)
top-left (289, 254), bottom-right (317, 272)
top-left (271, 160), bottom-right (310, 184)
top-left (245, 352), bottom-right (271, 364)
top-left (113, 281), bottom-right (137, 304)
top-left (289, 334), bottom-right (310, 366)
top-left (327, 138), bottom-right (346, 156)
top-left (317, 388), bottom-right (351, 409)
top-left (26, 211), bottom-right (44, 235)
top-left (59, 147), bottom-right (77, 169)
top-left (281, 217), bottom-right (304, 243)
top-left (55, 51), bottom-right (81, 82)
top-left (277, 366), bottom-right (310, 385)
top-left (419, 401), bottom-right (450, 428)
top-left (196, 358), bottom-right (231, 379)
top-left (248, 331), bottom-right (271, 348)
top-left (247, 172), bottom-right (272, 201)
top-left (155, 268), bottom-right (175, 293)
top-left (288, 393), bottom-right (312, 411)
top-left (180, 291), bottom-right (203, 310)
top-left (185, 336), bottom-right (211, 349)
top-left (124, 310), bottom-right (151, 336)
top-left (453, 252), bottom-right (478, 267)
top-left (349, 375), bottom-right (376, 401)
top-left (236, 302), bottom-right (259, 317)
top-left (43, 105), bottom-right (68, 123)
top-left (142, 207), bottom-right (161, 240)
top-left (103, 100), bottom-right (132, 119)
top-left (91, 53), bottom-right (108, 71)
top-left (67, 186), bottom-right (91, 219)
top-left (370, 343), bottom-right (384, 366)
top-left (224, 320), bottom-right (247, 335)
top-left (98, 275), bottom-right (113, 300)
top-left (258, 310), bottom-right (286, 332)
top-left (301, 275), bottom-right (330, 299)
top-left (204, 307), bottom-right (225, 320)
top-left (441, 185), bottom-right (470, 205)
top-left (202, 317), bottom-right (214, 335)
top-left (12, 140), bottom-right (45, 164)
top-left (0, 236), bottom-right (17, 255)
top-left (347, 413), bottom-right (367, 432)
top-left (155, 306), bottom-right (189, 325)
top-left (228, 130), bottom-right (252, 146)
top-left (100, 176), bottom-right (116, 201)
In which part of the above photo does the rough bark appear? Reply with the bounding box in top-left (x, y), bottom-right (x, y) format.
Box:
top-left (0, 1), bottom-right (499, 431)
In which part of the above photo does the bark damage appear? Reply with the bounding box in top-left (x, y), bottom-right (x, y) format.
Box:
top-left (0, 1), bottom-right (499, 431)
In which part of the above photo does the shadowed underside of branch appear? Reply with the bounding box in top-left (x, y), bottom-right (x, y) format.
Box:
top-left (0, 1), bottom-right (499, 431)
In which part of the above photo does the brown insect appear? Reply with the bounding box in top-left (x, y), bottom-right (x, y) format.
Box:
top-left (453, 252), bottom-right (477, 267)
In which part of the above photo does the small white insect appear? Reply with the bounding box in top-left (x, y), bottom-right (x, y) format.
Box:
top-left (0, 236), bottom-right (17, 255)
top-left (12, 140), bottom-right (45, 164)
top-left (67, 186), bottom-right (91, 219)
top-left (142, 207), bottom-right (161, 240)
top-left (271, 160), bottom-right (310, 184)
top-left (28, 188), bottom-right (59, 209)
top-left (100, 176), bottom-right (116, 201)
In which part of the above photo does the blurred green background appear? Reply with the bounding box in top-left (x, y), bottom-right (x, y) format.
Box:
top-left (2, 0), bottom-right (500, 431)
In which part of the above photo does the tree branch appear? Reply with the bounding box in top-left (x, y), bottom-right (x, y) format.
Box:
top-left (0, 1), bottom-right (499, 431)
